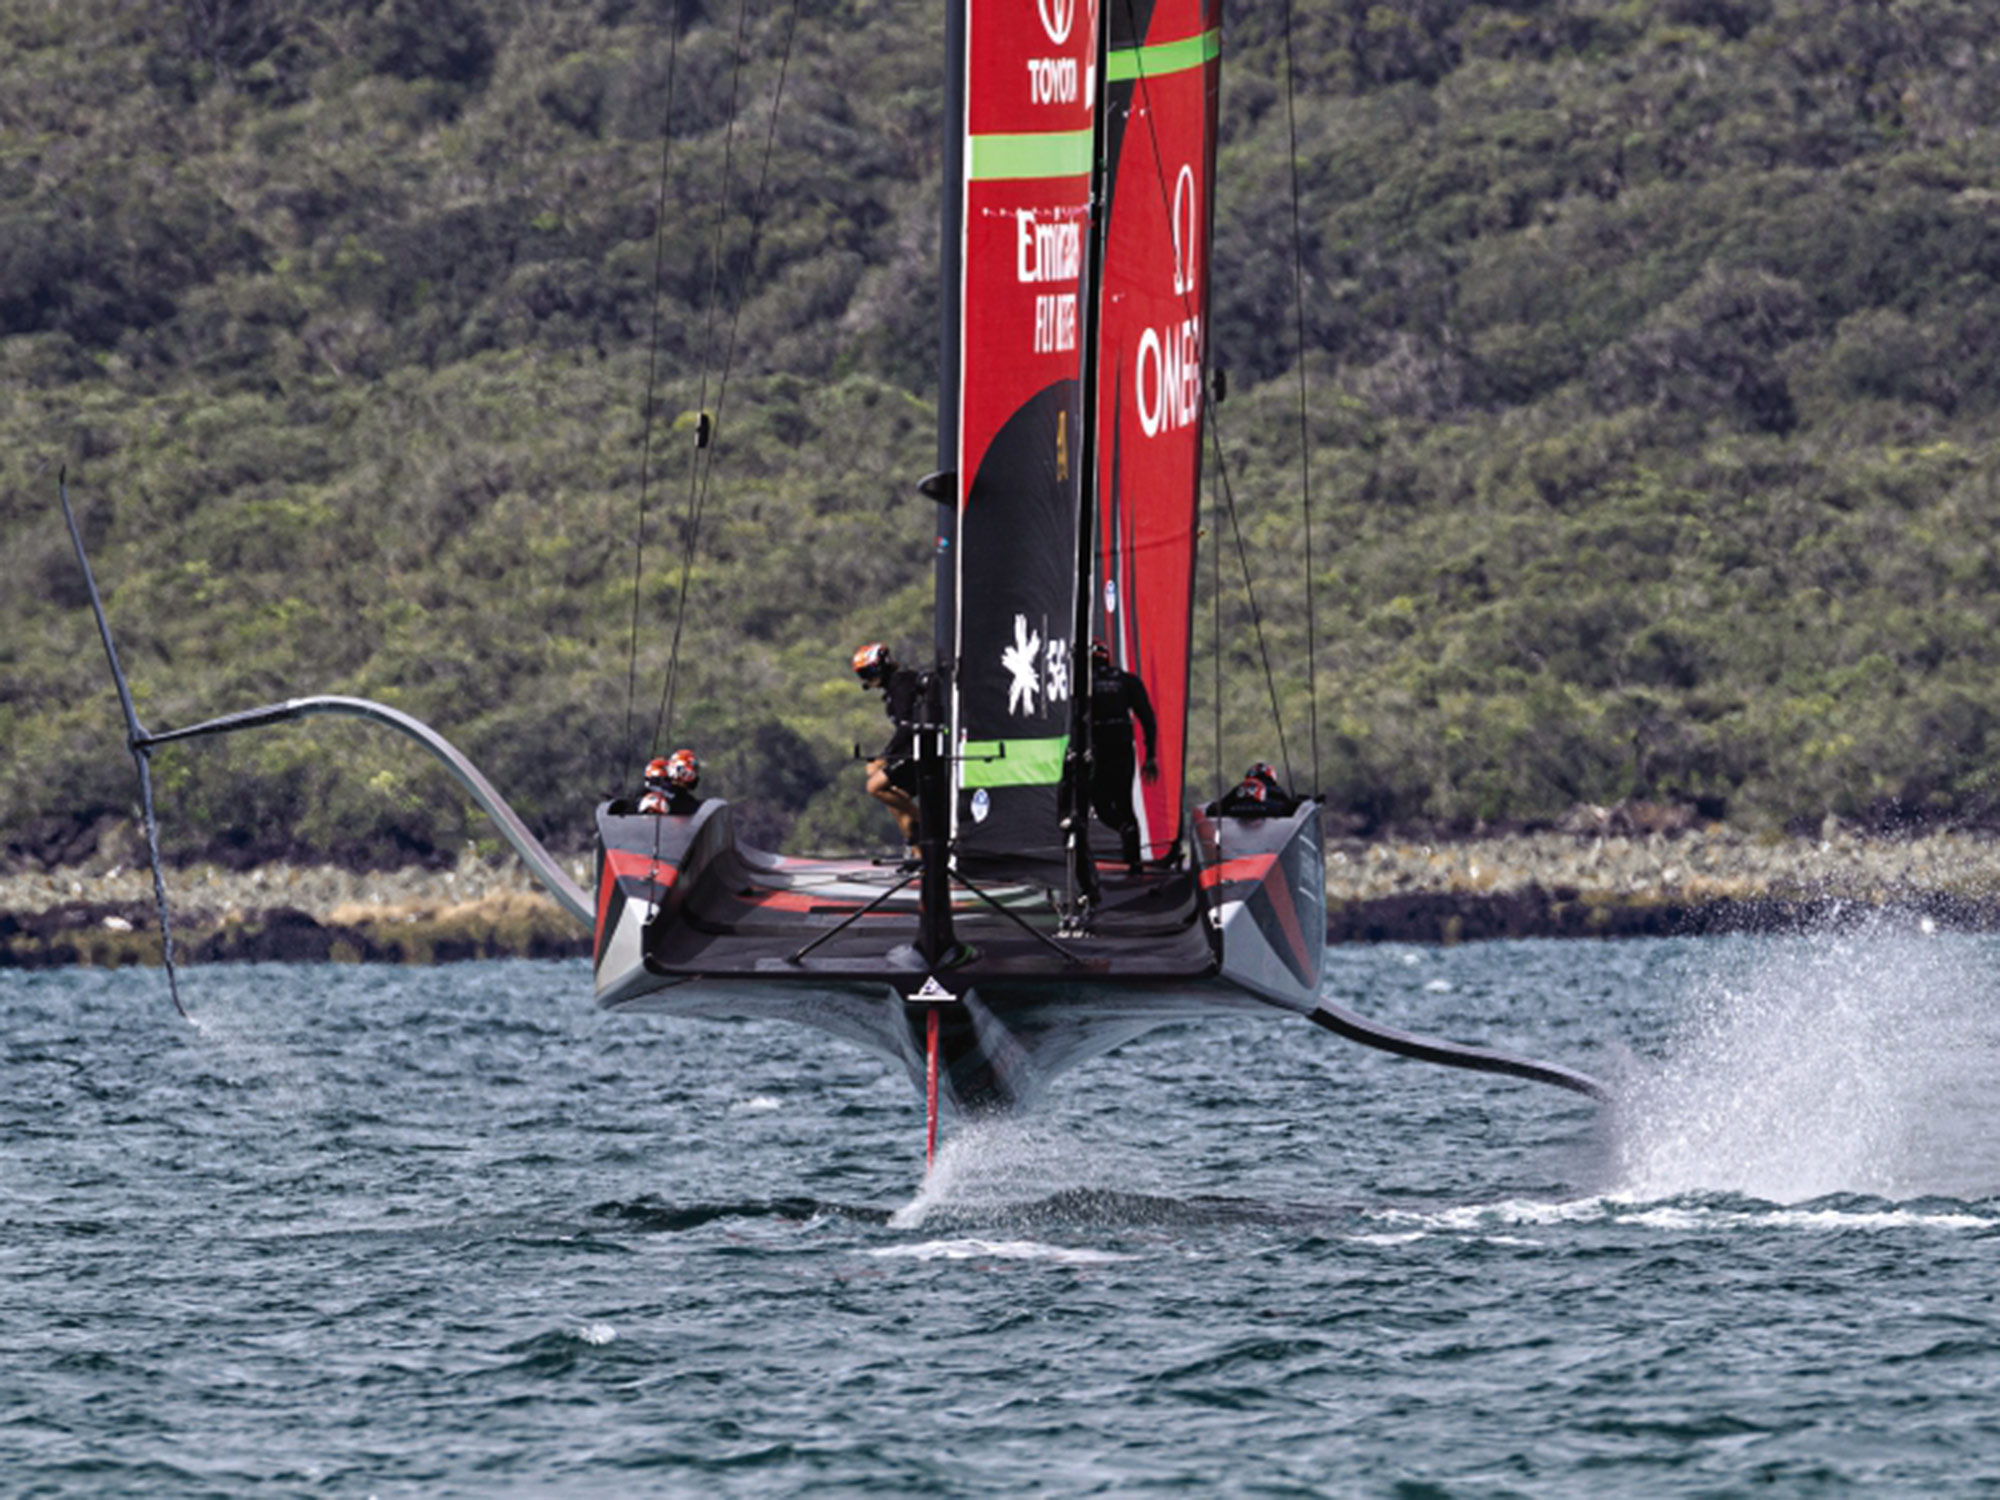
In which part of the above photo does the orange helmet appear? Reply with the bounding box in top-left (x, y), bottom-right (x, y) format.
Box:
top-left (852, 641), bottom-right (891, 683)
top-left (644, 757), bottom-right (671, 787)
top-left (1247, 762), bottom-right (1279, 789)
top-left (665, 748), bottom-right (700, 790)
top-left (1239, 775), bottom-right (1269, 803)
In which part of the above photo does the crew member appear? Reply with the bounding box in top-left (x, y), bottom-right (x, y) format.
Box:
top-left (1208, 762), bottom-right (1298, 818)
top-left (1244, 761), bottom-right (1300, 814)
top-left (853, 642), bottom-right (924, 862)
top-left (1088, 640), bottom-right (1159, 872)
top-left (637, 748), bottom-right (704, 816)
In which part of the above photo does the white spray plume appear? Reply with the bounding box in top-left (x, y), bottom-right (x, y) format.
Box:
top-left (1611, 917), bottom-right (2000, 1203)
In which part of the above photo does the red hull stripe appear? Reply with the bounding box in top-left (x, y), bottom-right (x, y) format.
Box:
top-left (1258, 853), bottom-right (1314, 979)
top-left (1198, 853), bottom-right (1276, 889)
top-left (595, 848), bottom-right (678, 951)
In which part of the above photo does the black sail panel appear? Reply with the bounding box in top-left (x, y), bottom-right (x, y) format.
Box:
top-left (956, 382), bottom-right (1083, 867)
top-left (948, 0), bottom-right (1097, 870)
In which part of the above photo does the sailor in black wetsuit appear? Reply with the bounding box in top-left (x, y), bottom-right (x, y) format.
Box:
top-left (853, 642), bottom-right (924, 861)
top-left (1088, 640), bottom-right (1159, 872)
top-left (638, 748), bottom-right (704, 815)
top-left (1207, 761), bottom-right (1299, 818)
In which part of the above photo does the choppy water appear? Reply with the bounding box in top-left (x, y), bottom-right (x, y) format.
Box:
top-left (10, 924), bottom-right (2000, 1494)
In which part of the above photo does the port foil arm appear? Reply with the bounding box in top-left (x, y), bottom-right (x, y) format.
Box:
top-left (138, 697), bottom-right (593, 928)
top-left (58, 470), bottom-right (187, 1015)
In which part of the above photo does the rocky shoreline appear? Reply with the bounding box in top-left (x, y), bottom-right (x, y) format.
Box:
top-left (7, 826), bottom-right (2000, 969)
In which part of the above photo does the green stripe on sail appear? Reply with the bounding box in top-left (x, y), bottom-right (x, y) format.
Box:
top-left (1106, 28), bottom-right (1221, 83)
top-left (958, 736), bottom-right (1068, 788)
top-left (967, 130), bottom-right (1093, 181)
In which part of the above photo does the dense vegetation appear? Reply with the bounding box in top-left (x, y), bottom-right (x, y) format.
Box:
top-left (7, 0), bottom-right (2000, 871)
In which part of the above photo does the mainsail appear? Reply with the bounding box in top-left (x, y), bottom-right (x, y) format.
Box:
top-left (948, 0), bottom-right (1217, 876)
top-left (1090, 0), bottom-right (1218, 866)
top-left (948, 0), bottom-right (1098, 868)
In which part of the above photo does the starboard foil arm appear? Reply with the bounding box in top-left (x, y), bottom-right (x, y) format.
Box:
top-left (136, 697), bottom-right (593, 927)
top-left (1308, 999), bottom-right (1610, 1102)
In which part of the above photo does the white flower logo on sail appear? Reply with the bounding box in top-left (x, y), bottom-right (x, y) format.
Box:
top-left (1002, 614), bottom-right (1043, 716)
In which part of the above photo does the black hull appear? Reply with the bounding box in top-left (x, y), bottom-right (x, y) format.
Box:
top-left (591, 799), bottom-right (1326, 1111)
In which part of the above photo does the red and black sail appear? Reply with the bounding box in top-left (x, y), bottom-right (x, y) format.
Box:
top-left (948, 0), bottom-right (1098, 866)
top-left (1089, 0), bottom-right (1219, 865)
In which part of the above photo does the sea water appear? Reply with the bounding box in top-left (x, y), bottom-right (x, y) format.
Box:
top-left (7, 926), bottom-right (2000, 1494)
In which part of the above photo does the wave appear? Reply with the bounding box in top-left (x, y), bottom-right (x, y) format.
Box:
top-left (1364, 1191), bottom-right (2000, 1240)
top-left (587, 1195), bottom-right (894, 1231)
top-left (867, 1237), bottom-right (1135, 1265)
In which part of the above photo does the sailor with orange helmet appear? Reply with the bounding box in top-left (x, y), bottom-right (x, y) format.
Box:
top-left (638, 748), bottom-right (704, 816)
top-left (1207, 761), bottom-right (1298, 819)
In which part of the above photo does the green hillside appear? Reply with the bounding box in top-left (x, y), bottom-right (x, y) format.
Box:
top-left (6, 0), bottom-right (2000, 870)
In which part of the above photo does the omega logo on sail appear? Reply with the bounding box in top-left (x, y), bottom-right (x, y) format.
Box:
top-left (1137, 165), bottom-right (1202, 437)
top-left (1171, 164), bottom-right (1198, 296)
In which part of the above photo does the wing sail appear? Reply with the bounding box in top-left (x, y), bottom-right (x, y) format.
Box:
top-left (1089, 0), bottom-right (1220, 864)
top-left (949, 0), bottom-right (1100, 868)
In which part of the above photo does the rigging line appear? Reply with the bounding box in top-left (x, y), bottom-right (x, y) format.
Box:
top-left (653, 0), bottom-right (759, 759)
top-left (1117, 6), bottom-right (1288, 801)
top-left (619, 14), bottom-right (688, 792)
top-left (1280, 0), bottom-right (1321, 794)
top-left (1103, 0), bottom-right (1223, 813)
top-left (653, 0), bottom-right (805, 755)
top-left (1202, 397), bottom-right (1293, 790)
top-left (1211, 417), bottom-right (1223, 802)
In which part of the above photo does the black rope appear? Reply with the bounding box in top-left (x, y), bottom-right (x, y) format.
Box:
top-left (1280, 0), bottom-right (1320, 796)
top-left (1202, 400), bottom-right (1293, 790)
top-left (618, 13), bottom-right (688, 791)
top-left (1112, 0), bottom-right (1245, 803)
top-left (1210, 416), bottom-right (1223, 803)
top-left (1117, 4), bottom-right (1310, 801)
top-left (652, 0), bottom-right (805, 756)
top-left (650, 0), bottom-right (754, 762)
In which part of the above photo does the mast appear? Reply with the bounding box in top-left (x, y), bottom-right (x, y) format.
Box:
top-left (1061, 0), bottom-right (1115, 901)
top-left (934, 0), bottom-right (964, 670)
